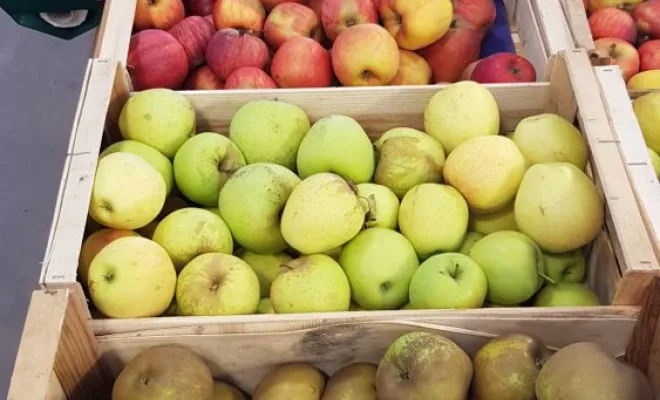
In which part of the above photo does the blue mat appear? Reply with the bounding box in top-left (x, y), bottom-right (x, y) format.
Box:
top-left (480, 0), bottom-right (517, 58)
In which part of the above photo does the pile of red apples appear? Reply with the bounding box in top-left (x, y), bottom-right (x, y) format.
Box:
top-left (586, 0), bottom-right (660, 89)
top-left (128, 0), bottom-right (537, 91)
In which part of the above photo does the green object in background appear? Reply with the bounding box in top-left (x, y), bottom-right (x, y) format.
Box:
top-left (0, 0), bottom-right (103, 40)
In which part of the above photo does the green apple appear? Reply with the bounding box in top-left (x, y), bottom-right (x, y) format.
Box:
top-left (100, 140), bottom-right (174, 195)
top-left (229, 100), bottom-right (310, 170)
top-left (89, 153), bottom-right (166, 230)
top-left (649, 147), bottom-right (660, 179)
top-left (270, 254), bottom-right (351, 313)
top-left (88, 237), bottom-right (176, 318)
top-left (356, 183), bottom-right (400, 230)
top-left (136, 196), bottom-right (189, 239)
top-left (79, 228), bottom-right (140, 286)
top-left (219, 163), bottom-right (301, 254)
top-left (409, 253), bottom-right (487, 309)
top-left (469, 230), bottom-right (545, 305)
top-left (544, 250), bottom-right (586, 283)
top-left (534, 282), bottom-right (600, 307)
top-left (257, 298), bottom-right (275, 314)
top-left (281, 173), bottom-right (367, 255)
top-left (152, 208), bottom-right (233, 272)
top-left (205, 207), bottom-right (221, 217)
top-left (119, 88), bottom-right (196, 158)
top-left (457, 231), bottom-right (484, 255)
top-left (176, 253), bottom-right (260, 316)
top-left (238, 251), bottom-right (292, 297)
top-left (173, 132), bottom-right (246, 207)
top-left (398, 183), bottom-right (469, 258)
top-left (297, 115), bottom-right (374, 183)
top-left (469, 201), bottom-right (518, 235)
top-left (339, 228), bottom-right (419, 310)
top-left (373, 127), bottom-right (445, 198)
top-left (350, 302), bottom-right (366, 311)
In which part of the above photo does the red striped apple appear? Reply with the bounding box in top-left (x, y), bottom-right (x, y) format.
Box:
top-left (471, 53), bottom-right (536, 83)
top-left (419, 26), bottom-right (483, 83)
top-left (321, 0), bottom-right (378, 41)
top-left (212, 0), bottom-right (265, 33)
top-left (264, 3), bottom-right (322, 49)
top-left (308, 0), bottom-right (324, 19)
top-left (185, 65), bottom-right (225, 89)
top-left (461, 60), bottom-right (479, 80)
top-left (639, 39), bottom-right (660, 70)
top-left (379, 0), bottom-right (453, 50)
top-left (454, 0), bottom-right (497, 32)
top-left (588, 0), bottom-right (643, 13)
top-left (634, 0), bottom-right (660, 41)
top-left (271, 37), bottom-right (333, 87)
top-left (331, 24), bottom-right (400, 86)
top-left (185, 0), bottom-right (214, 16)
top-left (225, 67), bottom-right (278, 89)
top-left (168, 16), bottom-right (216, 68)
top-left (262, 0), bottom-right (306, 11)
top-left (390, 49), bottom-right (432, 85)
top-left (206, 28), bottom-right (269, 80)
top-left (594, 37), bottom-right (640, 81)
top-left (134, 0), bottom-right (185, 31)
top-left (128, 30), bottom-right (189, 90)
top-left (589, 8), bottom-right (637, 44)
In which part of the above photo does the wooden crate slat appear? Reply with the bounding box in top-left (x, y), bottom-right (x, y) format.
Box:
top-left (92, 0), bottom-right (136, 65)
top-left (558, 0), bottom-right (594, 50)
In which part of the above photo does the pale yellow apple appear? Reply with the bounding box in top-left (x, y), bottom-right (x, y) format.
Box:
top-left (390, 49), bottom-right (432, 86)
top-left (356, 183), bottom-right (400, 229)
top-left (469, 201), bottom-right (518, 234)
top-left (79, 228), bottom-right (140, 286)
top-left (214, 381), bottom-right (246, 399)
top-left (627, 70), bottom-right (660, 90)
top-left (238, 251), bottom-right (292, 297)
top-left (257, 298), bottom-right (275, 314)
top-left (649, 148), bottom-right (660, 178)
top-left (379, 0), bottom-right (453, 50)
top-left (633, 92), bottom-right (660, 153)
top-left (89, 153), bottom-right (167, 230)
top-left (88, 237), bottom-right (176, 318)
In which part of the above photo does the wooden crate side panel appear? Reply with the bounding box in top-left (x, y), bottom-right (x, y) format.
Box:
top-left (531, 0), bottom-right (577, 58)
top-left (558, 0), bottom-right (594, 50)
top-left (92, 0), bottom-right (136, 64)
top-left (508, 0), bottom-right (550, 78)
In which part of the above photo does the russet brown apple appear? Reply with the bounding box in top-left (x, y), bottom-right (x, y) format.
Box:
top-left (264, 3), bottom-right (322, 49)
top-left (453, 0), bottom-right (496, 32)
top-left (271, 37), bottom-right (333, 87)
top-left (589, 8), bottom-right (637, 44)
top-left (134, 0), bottom-right (185, 31)
top-left (379, 0), bottom-right (453, 50)
top-left (419, 25), bottom-right (483, 83)
top-left (128, 29), bottom-right (190, 90)
top-left (185, 65), bottom-right (225, 89)
top-left (635, 0), bottom-right (660, 41)
top-left (322, 0), bottom-right (379, 41)
top-left (639, 39), bottom-right (660, 70)
top-left (331, 23), bottom-right (400, 86)
top-left (471, 52), bottom-right (536, 83)
top-left (225, 66), bottom-right (278, 88)
top-left (169, 16), bottom-right (216, 68)
top-left (185, 0), bottom-right (214, 16)
top-left (594, 37), bottom-right (641, 81)
top-left (588, 0), bottom-right (644, 13)
top-left (262, 0), bottom-right (306, 11)
top-left (206, 28), bottom-right (269, 80)
top-left (390, 49), bottom-right (432, 85)
top-left (213, 0), bottom-right (265, 33)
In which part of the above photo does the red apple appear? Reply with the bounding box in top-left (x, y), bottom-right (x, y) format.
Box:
top-left (390, 49), bottom-right (432, 85)
top-left (588, 0), bottom-right (644, 13)
top-left (206, 28), bottom-right (269, 80)
top-left (307, 0), bottom-right (324, 19)
top-left (453, 0), bottom-right (496, 32)
top-left (225, 67), bottom-right (278, 88)
top-left (204, 14), bottom-right (214, 26)
top-left (470, 53), bottom-right (536, 83)
top-left (639, 39), bottom-right (660, 70)
top-left (264, 3), bottom-right (322, 49)
top-left (185, 65), bottom-right (225, 89)
top-left (419, 26), bottom-right (483, 83)
top-left (169, 16), bottom-right (216, 68)
top-left (127, 30), bottom-right (190, 90)
top-left (321, 0), bottom-right (379, 41)
top-left (262, 0), bottom-right (306, 11)
top-left (213, 0), bottom-right (265, 33)
top-left (589, 8), bottom-right (637, 44)
top-left (594, 37), bottom-right (641, 81)
top-left (185, 0), bottom-right (215, 16)
top-left (634, 0), bottom-right (660, 41)
top-left (271, 37), bottom-right (333, 87)
top-left (461, 60), bottom-right (479, 80)
top-left (134, 0), bottom-right (185, 30)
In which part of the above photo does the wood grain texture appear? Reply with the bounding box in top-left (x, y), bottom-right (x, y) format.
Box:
top-left (91, 0), bottom-right (137, 64)
top-left (557, 0), bottom-right (594, 50)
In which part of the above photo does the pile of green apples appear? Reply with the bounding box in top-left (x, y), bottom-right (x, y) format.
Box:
top-left (82, 81), bottom-right (605, 319)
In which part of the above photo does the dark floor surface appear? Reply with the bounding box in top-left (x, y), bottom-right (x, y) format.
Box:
top-left (0, 10), bottom-right (94, 396)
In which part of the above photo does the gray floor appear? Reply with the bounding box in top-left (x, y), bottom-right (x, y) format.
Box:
top-left (0, 10), bottom-right (94, 396)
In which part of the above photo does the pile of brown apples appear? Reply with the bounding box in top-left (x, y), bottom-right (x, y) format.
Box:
top-left (127, 0), bottom-right (537, 91)
top-left (586, 0), bottom-right (660, 89)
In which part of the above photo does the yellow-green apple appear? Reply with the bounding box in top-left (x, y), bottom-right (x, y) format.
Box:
top-left (253, 365), bottom-right (326, 399)
top-left (224, 66), bottom-right (277, 89)
top-left (534, 282), bottom-right (600, 306)
top-left (297, 115), bottom-right (375, 182)
top-left (127, 30), bottom-right (189, 91)
top-left (213, 381), bottom-right (246, 399)
top-left (471, 53), bottom-right (537, 83)
top-left (281, 173), bottom-right (367, 254)
top-left (88, 237), bottom-right (176, 318)
top-left (639, 40), bottom-right (660, 70)
top-left (168, 16), bottom-right (216, 68)
top-left (89, 153), bottom-right (167, 230)
top-left (206, 28), bottom-right (269, 80)
top-left (136, 195), bottom-right (189, 238)
top-left (390, 49), bottom-right (432, 85)
top-left (173, 132), bottom-right (246, 206)
top-left (238, 251), bottom-right (292, 297)
top-left (634, 92), bottom-right (660, 153)
top-left (444, 136), bottom-right (526, 213)
top-left (469, 201), bottom-right (518, 234)
top-left (153, 208), bottom-right (234, 271)
top-left (177, 253), bottom-right (260, 315)
top-left (324, 363), bottom-right (377, 400)
top-left (186, 0), bottom-right (214, 16)
top-left (271, 37), bottom-right (333, 87)
top-left (229, 100), bottom-right (310, 169)
top-left (454, 0), bottom-right (497, 32)
top-left (634, 0), bottom-right (660, 41)
top-left (593, 37), bottom-right (640, 81)
top-left (649, 148), bottom-right (660, 178)
top-left (589, 8), bottom-right (637, 44)
top-left (379, 0), bottom-right (452, 50)
top-left (424, 81), bottom-right (499, 152)
top-left (469, 230), bottom-right (546, 305)
top-left (398, 183), bottom-right (469, 257)
top-left (100, 139), bottom-right (174, 195)
top-left (218, 163), bottom-right (301, 253)
top-left (119, 88), bottom-right (196, 158)
top-left (409, 252), bottom-right (487, 309)
top-left (257, 298), bottom-right (275, 314)
top-left (79, 229), bottom-right (140, 287)
top-left (356, 183), bottom-right (400, 230)
top-left (339, 228), bottom-right (419, 310)
top-left (332, 24), bottom-right (400, 86)
top-left (461, 60), bottom-right (479, 80)
top-left (184, 65), bottom-right (225, 90)
top-left (270, 254), bottom-right (351, 313)
top-left (321, 0), bottom-right (378, 41)
top-left (544, 250), bottom-right (586, 283)
top-left (515, 163), bottom-right (604, 253)
top-left (134, 0), bottom-right (185, 31)
top-left (628, 69), bottom-right (660, 89)
top-left (588, 0), bottom-right (644, 13)
top-left (374, 127), bottom-right (445, 198)
top-left (419, 26), bottom-right (483, 83)
top-left (262, 0), bottom-right (306, 10)
top-left (264, 3), bottom-right (322, 49)
top-left (457, 231), bottom-right (484, 255)
top-left (511, 113), bottom-right (588, 170)
top-left (212, 0), bottom-right (265, 32)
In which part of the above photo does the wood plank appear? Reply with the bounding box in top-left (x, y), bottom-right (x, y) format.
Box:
top-left (531, 0), bottom-right (577, 56)
top-left (92, 0), bottom-right (136, 65)
top-left (558, 0), bottom-right (594, 50)
top-left (514, 0), bottom-right (550, 79)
